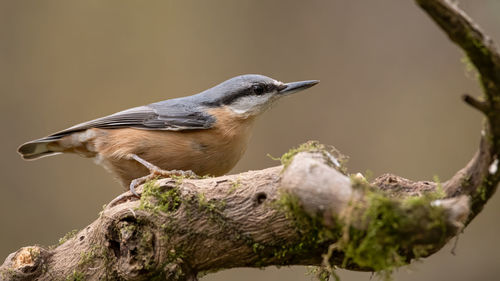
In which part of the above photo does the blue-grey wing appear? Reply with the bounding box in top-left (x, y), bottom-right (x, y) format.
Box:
top-left (45, 103), bottom-right (215, 140)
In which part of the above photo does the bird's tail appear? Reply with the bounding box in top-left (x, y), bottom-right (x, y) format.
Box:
top-left (18, 137), bottom-right (63, 160)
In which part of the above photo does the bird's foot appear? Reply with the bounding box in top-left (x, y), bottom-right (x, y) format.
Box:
top-left (106, 165), bottom-right (197, 209)
top-left (128, 154), bottom-right (197, 197)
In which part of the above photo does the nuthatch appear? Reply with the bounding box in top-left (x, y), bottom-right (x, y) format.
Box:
top-left (18, 74), bottom-right (319, 196)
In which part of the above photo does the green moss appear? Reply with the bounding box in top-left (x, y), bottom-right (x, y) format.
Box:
top-left (166, 248), bottom-right (185, 263)
top-left (474, 176), bottom-right (495, 205)
top-left (140, 231), bottom-right (155, 270)
top-left (466, 31), bottom-right (491, 57)
top-left (341, 195), bottom-right (405, 275)
top-left (66, 270), bottom-right (85, 281)
top-left (228, 179), bottom-right (241, 194)
top-left (271, 176), bottom-right (450, 280)
top-left (27, 247), bottom-right (40, 261)
top-left (336, 177), bottom-right (448, 279)
top-left (197, 192), bottom-right (207, 206)
top-left (58, 229), bottom-right (79, 245)
top-left (252, 242), bottom-right (265, 254)
top-left (432, 175), bottom-right (446, 199)
top-left (138, 179), bottom-right (181, 214)
top-left (140, 231), bottom-right (154, 250)
top-left (196, 191), bottom-right (227, 226)
top-left (275, 141), bottom-right (348, 173)
top-left (279, 141), bottom-right (325, 168)
top-left (113, 220), bottom-right (157, 274)
top-left (197, 191), bottom-right (226, 211)
top-left (307, 266), bottom-right (338, 281)
top-left (251, 192), bottom-right (339, 268)
top-left (78, 245), bottom-right (100, 267)
top-left (479, 184), bottom-right (488, 201)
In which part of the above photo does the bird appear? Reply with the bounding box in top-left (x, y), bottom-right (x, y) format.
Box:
top-left (18, 74), bottom-right (319, 196)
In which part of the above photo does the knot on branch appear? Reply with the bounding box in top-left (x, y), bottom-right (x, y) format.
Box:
top-left (0, 246), bottom-right (48, 281)
top-left (105, 215), bottom-right (159, 279)
top-left (99, 202), bottom-right (194, 281)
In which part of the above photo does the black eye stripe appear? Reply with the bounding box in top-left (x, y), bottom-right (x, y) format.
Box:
top-left (201, 83), bottom-right (275, 107)
top-left (204, 87), bottom-right (248, 106)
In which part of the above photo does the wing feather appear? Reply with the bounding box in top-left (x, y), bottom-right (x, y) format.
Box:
top-left (44, 103), bottom-right (215, 140)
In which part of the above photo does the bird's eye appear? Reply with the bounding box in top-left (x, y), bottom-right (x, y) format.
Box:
top-left (253, 85), bottom-right (265, 95)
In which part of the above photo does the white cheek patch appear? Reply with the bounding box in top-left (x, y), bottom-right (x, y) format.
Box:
top-left (231, 107), bottom-right (248, 115)
top-left (228, 93), bottom-right (275, 114)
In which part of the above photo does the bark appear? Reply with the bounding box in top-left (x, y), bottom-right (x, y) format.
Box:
top-left (1, 0), bottom-right (500, 280)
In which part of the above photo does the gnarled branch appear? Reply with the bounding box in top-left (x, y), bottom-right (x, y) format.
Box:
top-left (1, 0), bottom-right (499, 280)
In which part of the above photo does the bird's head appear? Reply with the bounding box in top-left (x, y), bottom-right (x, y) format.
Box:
top-left (197, 74), bottom-right (319, 117)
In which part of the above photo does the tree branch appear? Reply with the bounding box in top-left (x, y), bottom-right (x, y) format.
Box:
top-left (0, 150), bottom-right (471, 281)
top-left (1, 0), bottom-right (500, 280)
top-left (414, 0), bottom-right (500, 223)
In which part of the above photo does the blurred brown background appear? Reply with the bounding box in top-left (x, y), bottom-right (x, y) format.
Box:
top-left (1, 0), bottom-right (499, 280)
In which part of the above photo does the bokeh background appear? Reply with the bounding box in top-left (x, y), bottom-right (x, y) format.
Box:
top-left (1, 0), bottom-right (499, 280)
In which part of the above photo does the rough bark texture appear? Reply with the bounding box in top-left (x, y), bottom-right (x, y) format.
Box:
top-left (2, 0), bottom-right (500, 280)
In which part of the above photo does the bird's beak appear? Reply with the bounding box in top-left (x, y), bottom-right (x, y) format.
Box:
top-left (278, 80), bottom-right (319, 96)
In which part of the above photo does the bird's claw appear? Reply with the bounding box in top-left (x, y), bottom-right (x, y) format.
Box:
top-left (107, 168), bottom-right (197, 209)
top-left (128, 154), bottom-right (198, 198)
top-left (128, 169), bottom-right (197, 196)
top-left (129, 174), bottom-right (152, 197)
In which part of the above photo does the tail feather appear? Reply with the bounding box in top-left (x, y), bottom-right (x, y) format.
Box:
top-left (18, 138), bottom-right (62, 160)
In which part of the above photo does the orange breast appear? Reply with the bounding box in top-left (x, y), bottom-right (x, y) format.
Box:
top-left (93, 107), bottom-right (256, 186)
